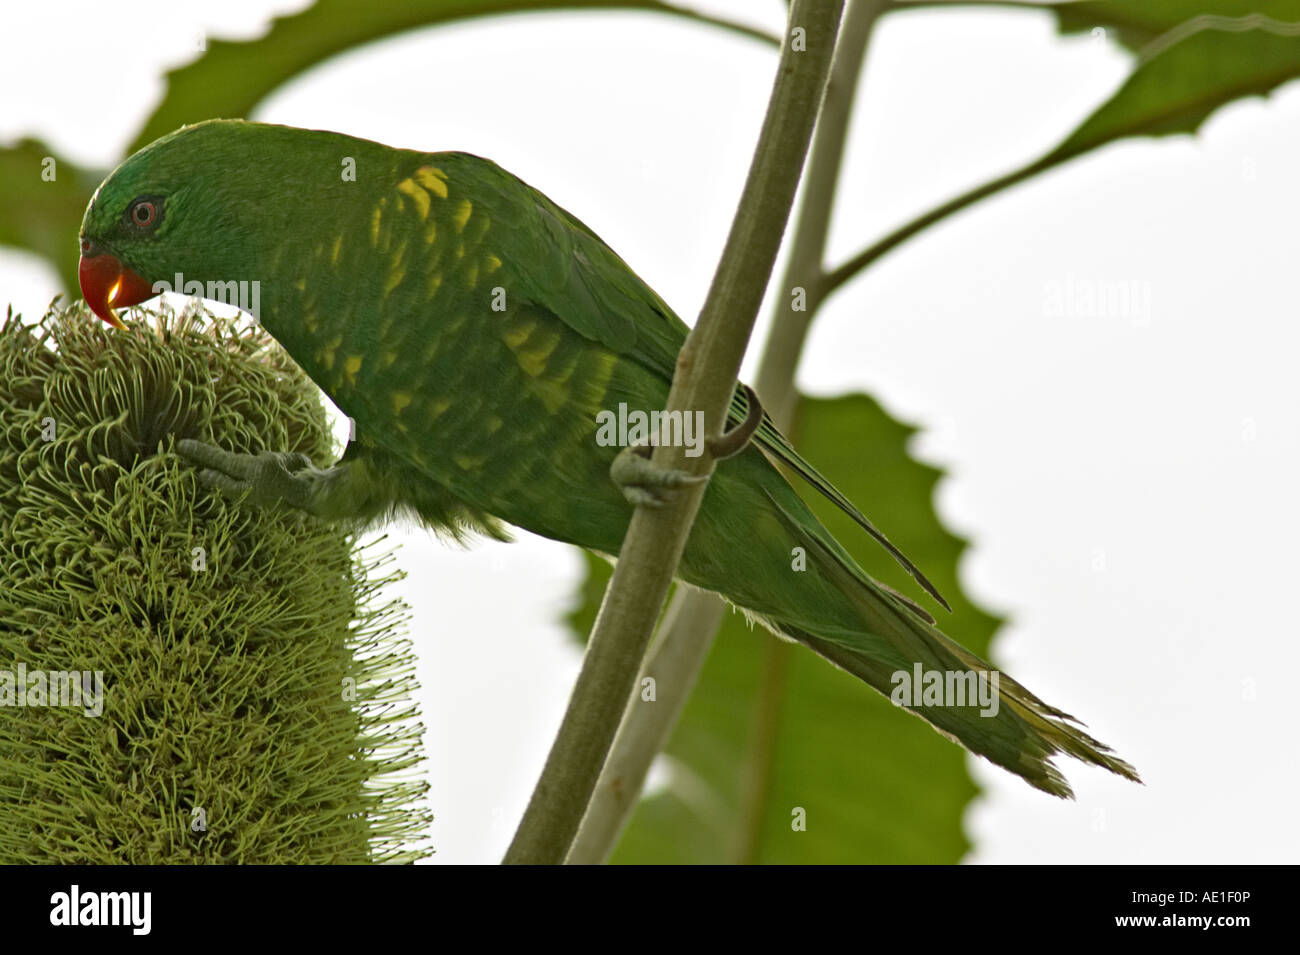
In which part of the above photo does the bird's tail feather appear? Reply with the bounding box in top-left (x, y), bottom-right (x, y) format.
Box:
top-left (755, 488), bottom-right (1141, 798)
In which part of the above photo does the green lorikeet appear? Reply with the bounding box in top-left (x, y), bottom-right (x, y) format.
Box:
top-left (78, 119), bottom-right (1138, 798)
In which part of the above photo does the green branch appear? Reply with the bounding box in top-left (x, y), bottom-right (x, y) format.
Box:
top-left (564, 0), bottom-right (887, 866)
top-left (563, 585), bottom-right (726, 863)
top-left (822, 155), bottom-right (1052, 299)
top-left (130, 0), bottom-right (780, 154)
top-left (502, 0), bottom-right (846, 866)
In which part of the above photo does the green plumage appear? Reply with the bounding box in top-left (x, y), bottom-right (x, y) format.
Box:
top-left (79, 119), bottom-right (1138, 797)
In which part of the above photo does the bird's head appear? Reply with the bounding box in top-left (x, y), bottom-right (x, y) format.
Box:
top-left (78, 119), bottom-right (370, 329)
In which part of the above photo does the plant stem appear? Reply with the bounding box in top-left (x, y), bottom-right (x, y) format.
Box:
top-left (754, 0), bottom-right (886, 412)
top-left (822, 155), bottom-right (1052, 299)
top-left (730, 632), bottom-right (792, 864)
top-left (502, 0), bottom-right (845, 866)
top-left (563, 585), bottom-right (726, 864)
top-left (564, 0), bottom-right (887, 865)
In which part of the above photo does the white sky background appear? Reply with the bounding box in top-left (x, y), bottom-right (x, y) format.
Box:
top-left (2, 0), bottom-right (1297, 864)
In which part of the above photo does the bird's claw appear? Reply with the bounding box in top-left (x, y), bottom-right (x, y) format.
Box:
top-left (609, 444), bottom-right (708, 508)
top-left (176, 438), bottom-right (317, 512)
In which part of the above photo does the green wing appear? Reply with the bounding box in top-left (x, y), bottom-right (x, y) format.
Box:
top-left (441, 152), bottom-right (948, 609)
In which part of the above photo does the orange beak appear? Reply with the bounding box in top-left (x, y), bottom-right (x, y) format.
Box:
top-left (78, 245), bottom-right (153, 330)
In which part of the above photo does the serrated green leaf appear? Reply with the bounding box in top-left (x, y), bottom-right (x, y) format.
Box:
top-left (826, 3), bottom-right (1300, 293)
top-left (129, 0), bottom-right (778, 154)
top-left (1046, 3), bottom-right (1300, 164)
top-left (0, 140), bottom-right (103, 294)
top-left (1051, 0), bottom-right (1297, 52)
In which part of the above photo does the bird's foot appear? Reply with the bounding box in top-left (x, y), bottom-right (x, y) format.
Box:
top-left (609, 444), bottom-right (708, 507)
top-left (176, 439), bottom-right (320, 513)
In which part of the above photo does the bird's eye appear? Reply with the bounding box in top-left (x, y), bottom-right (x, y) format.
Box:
top-left (131, 200), bottom-right (157, 228)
